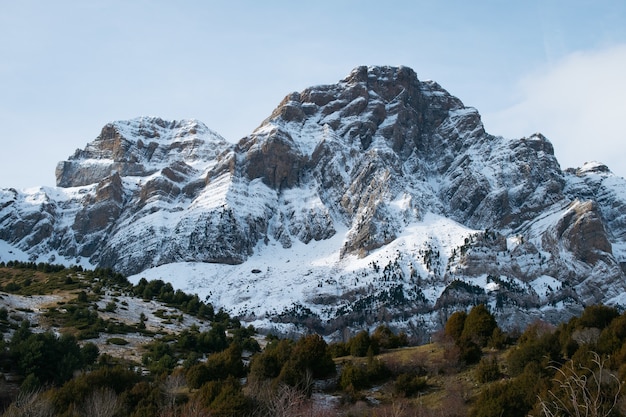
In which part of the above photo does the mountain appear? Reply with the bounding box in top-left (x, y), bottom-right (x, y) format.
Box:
top-left (1, 66), bottom-right (625, 339)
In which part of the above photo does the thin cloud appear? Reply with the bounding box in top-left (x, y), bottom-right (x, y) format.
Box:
top-left (484, 44), bottom-right (626, 178)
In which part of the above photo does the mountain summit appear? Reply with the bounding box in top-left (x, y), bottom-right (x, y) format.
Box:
top-left (2, 66), bottom-right (625, 338)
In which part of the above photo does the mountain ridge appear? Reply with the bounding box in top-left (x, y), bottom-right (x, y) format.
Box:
top-left (1, 65), bottom-right (625, 338)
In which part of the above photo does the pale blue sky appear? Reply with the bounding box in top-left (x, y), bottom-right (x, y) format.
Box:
top-left (1, 1), bottom-right (625, 188)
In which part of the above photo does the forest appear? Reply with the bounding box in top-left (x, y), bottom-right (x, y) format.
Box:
top-left (1, 261), bottom-right (626, 416)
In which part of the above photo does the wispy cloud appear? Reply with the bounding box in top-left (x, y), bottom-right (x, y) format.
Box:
top-left (483, 44), bottom-right (626, 178)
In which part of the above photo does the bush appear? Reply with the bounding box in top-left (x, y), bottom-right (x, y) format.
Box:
top-left (349, 331), bottom-right (378, 357)
top-left (470, 379), bottom-right (530, 417)
top-left (193, 376), bottom-right (251, 417)
top-left (461, 304), bottom-right (497, 347)
top-left (395, 372), bottom-right (428, 397)
top-left (186, 363), bottom-right (211, 389)
top-left (445, 311), bottom-right (467, 343)
top-left (507, 323), bottom-right (560, 377)
top-left (106, 337), bottom-right (128, 345)
top-left (475, 356), bottom-right (500, 383)
top-left (249, 339), bottom-right (293, 381)
top-left (372, 325), bottom-right (408, 350)
top-left (340, 362), bottom-right (370, 390)
top-left (289, 334), bottom-right (335, 379)
top-left (577, 305), bottom-right (619, 330)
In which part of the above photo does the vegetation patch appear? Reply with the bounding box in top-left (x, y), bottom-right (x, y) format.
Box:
top-left (106, 337), bottom-right (129, 345)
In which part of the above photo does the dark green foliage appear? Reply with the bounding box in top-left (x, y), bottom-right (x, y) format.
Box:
top-left (107, 337), bottom-right (128, 345)
top-left (461, 304), bottom-right (497, 347)
top-left (349, 330), bottom-right (379, 357)
top-left (339, 354), bottom-right (389, 391)
top-left (8, 323), bottom-right (94, 388)
top-left (507, 321), bottom-right (561, 377)
top-left (577, 304), bottom-right (619, 330)
top-left (472, 362), bottom-right (545, 417)
top-left (249, 339), bottom-right (293, 381)
top-left (289, 334), bottom-right (335, 379)
top-left (471, 379), bottom-right (531, 417)
top-left (176, 322), bottom-right (229, 354)
top-left (81, 342), bottom-right (100, 365)
top-left (394, 372), bottom-right (428, 397)
top-left (51, 365), bottom-right (141, 413)
top-left (142, 340), bottom-right (176, 374)
top-left (229, 324), bottom-right (261, 353)
top-left (204, 343), bottom-right (246, 381)
top-left (132, 278), bottom-right (215, 320)
top-left (339, 362), bottom-right (370, 390)
top-left (445, 310), bottom-right (467, 343)
top-left (328, 341), bottom-right (350, 358)
top-left (458, 336), bottom-right (482, 365)
top-left (371, 325), bottom-right (408, 350)
top-left (123, 380), bottom-right (163, 417)
top-left (249, 334), bottom-right (335, 394)
top-left (186, 362), bottom-right (212, 389)
top-left (444, 305), bottom-right (500, 366)
top-left (475, 356), bottom-right (500, 383)
top-left (193, 376), bottom-right (251, 417)
top-left (488, 326), bottom-right (508, 349)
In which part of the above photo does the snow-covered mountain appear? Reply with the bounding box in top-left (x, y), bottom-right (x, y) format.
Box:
top-left (2, 66), bottom-right (625, 339)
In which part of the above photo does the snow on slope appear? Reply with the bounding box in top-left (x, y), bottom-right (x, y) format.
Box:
top-left (128, 213), bottom-right (478, 333)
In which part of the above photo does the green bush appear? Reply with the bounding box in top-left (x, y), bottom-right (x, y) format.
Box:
top-left (461, 304), bottom-right (497, 347)
top-left (394, 372), bottom-right (427, 397)
top-left (475, 356), bottom-right (500, 383)
top-left (445, 310), bottom-right (467, 342)
top-left (371, 325), bottom-right (408, 350)
top-left (349, 330), bottom-right (379, 357)
top-left (107, 337), bottom-right (128, 345)
top-left (340, 362), bottom-right (370, 390)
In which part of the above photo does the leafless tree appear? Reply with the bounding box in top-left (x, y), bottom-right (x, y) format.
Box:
top-left (535, 352), bottom-right (622, 417)
top-left (79, 387), bottom-right (120, 417)
top-left (2, 389), bottom-right (54, 417)
top-left (159, 396), bottom-right (210, 417)
top-left (163, 371), bottom-right (187, 411)
top-left (247, 370), bottom-right (337, 417)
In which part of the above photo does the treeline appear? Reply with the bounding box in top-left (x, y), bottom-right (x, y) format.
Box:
top-left (0, 260), bottom-right (73, 273)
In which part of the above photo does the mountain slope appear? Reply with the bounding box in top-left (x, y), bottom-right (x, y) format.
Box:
top-left (1, 66), bottom-right (625, 338)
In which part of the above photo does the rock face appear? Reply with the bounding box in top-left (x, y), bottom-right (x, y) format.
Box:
top-left (2, 67), bottom-right (626, 336)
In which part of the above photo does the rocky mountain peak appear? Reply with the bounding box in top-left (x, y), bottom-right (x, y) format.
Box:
top-left (2, 66), bottom-right (626, 337)
top-left (55, 116), bottom-right (229, 188)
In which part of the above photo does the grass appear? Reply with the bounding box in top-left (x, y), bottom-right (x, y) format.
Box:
top-left (0, 267), bottom-right (89, 296)
top-left (332, 342), bottom-right (509, 415)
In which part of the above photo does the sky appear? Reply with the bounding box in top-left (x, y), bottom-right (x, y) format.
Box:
top-left (1, 1), bottom-right (625, 189)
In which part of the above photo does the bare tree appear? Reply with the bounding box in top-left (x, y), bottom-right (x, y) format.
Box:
top-left (535, 352), bottom-right (622, 417)
top-left (2, 389), bottom-right (54, 417)
top-left (79, 387), bottom-right (120, 417)
top-left (163, 372), bottom-right (187, 411)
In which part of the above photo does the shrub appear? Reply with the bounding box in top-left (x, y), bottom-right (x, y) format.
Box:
top-left (371, 325), bottom-right (408, 350)
top-left (445, 311), bottom-right (467, 343)
top-left (289, 334), bottom-right (335, 378)
top-left (475, 356), bottom-right (500, 383)
top-left (461, 304), bottom-right (497, 347)
top-left (106, 337), bottom-right (128, 345)
top-left (340, 362), bottom-right (369, 390)
top-left (349, 330), bottom-right (378, 357)
top-left (395, 372), bottom-right (428, 397)
top-left (577, 305), bottom-right (619, 330)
